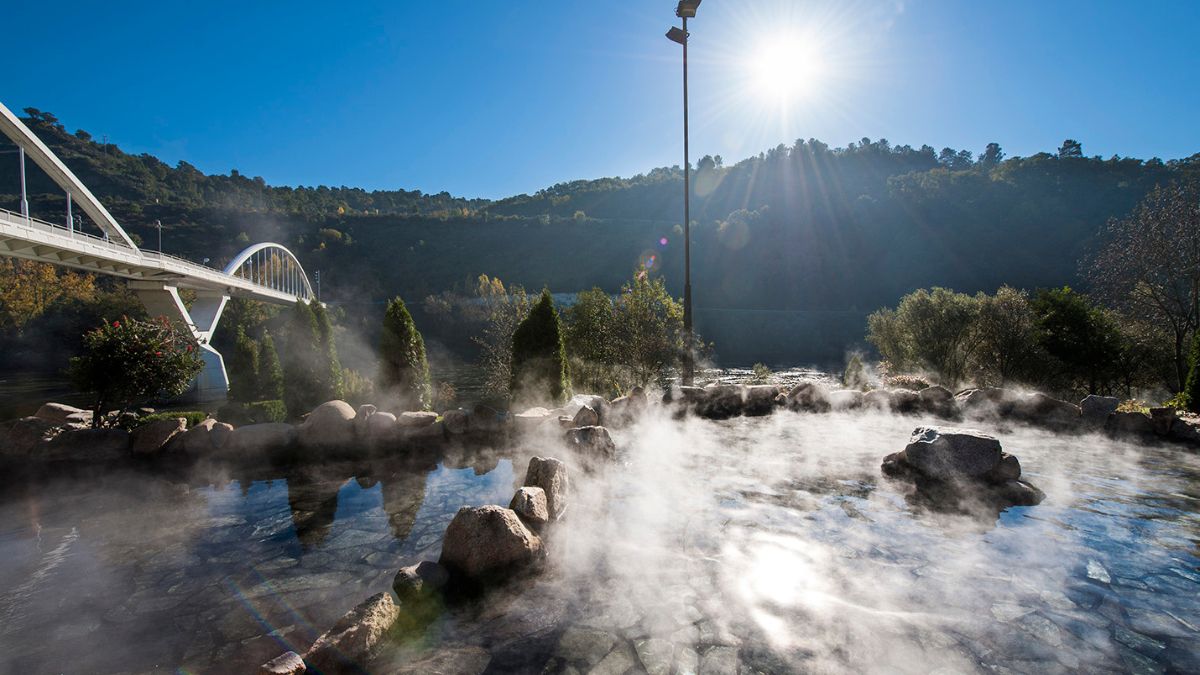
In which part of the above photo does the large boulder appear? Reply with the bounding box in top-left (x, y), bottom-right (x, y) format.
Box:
top-left (525, 456), bottom-right (569, 520)
top-left (1080, 395), bottom-right (1119, 423)
top-left (509, 486), bottom-right (550, 529)
top-left (900, 426), bottom-right (1003, 481)
top-left (698, 384), bottom-right (745, 419)
top-left (513, 407), bottom-right (553, 432)
top-left (572, 405), bottom-right (600, 428)
top-left (1105, 411), bottom-right (1155, 437)
top-left (918, 386), bottom-right (956, 417)
top-left (259, 651), bottom-right (305, 675)
top-left (1010, 393), bottom-right (1081, 429)
top-left (366, 411), bottom-right (397, 440)
top-left (744, 385), bottom-right (783, 416)
top-left (786, 382), bottom-right (830, 413)
top-left (565, 394), bottom-right (608, 424)
top-left (34, 402), bottom-right (92, 427)
top-left (393, 560), bottom-right (449, 602)
top-left (0, 416), bottom-right (59, 456)
top-left (171, 418), bottom-right (233, 454)
top-left (608, 388), bottom-right (648, 425)
top-left (354, 404), bottom-right (377, 438)
top-left (130, 417), bottom-right (188, 455)
top-left (564, 425), bottom-right (616, 460)
top-left (442, 408), bottom-right (469, 435)
top-left (226, 423), bottom-right (296, 454)
top-left (304, 592), bottom-right (400, 673)
top-left (827, 389), bottom-right (864, 411)
top-left (1169, 417), bottom-right (1200, 446)
top-left (1149, 407), bottom-right (1177, 437)
top-left (42, 428), bottom-right (130, 462)
top-left (955, 388), bottom-right (1017, 416)
top-left (438, 505), bottom-right (544, 584)
top-left (397, 411), bottom-right (438, 428)
top-left (299, 400), bottom-right (357, 450)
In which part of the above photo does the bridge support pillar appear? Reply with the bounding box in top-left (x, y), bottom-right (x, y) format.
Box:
top-left (129, 282), bottom-right (230, 402)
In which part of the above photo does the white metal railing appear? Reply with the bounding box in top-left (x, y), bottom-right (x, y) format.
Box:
top-left (0, 206), bottom-right (305, 301)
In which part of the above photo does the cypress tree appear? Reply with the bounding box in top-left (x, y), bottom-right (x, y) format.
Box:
top-left (378, 296), bottom-right (431, 410)
top-left (227, 326), bottom-right (260, 402)
top-left (510, 289), bottom-right (570, 404)
top-left (310, 301), bottom-right (344, 401)
top-left (1186, 330), bottom-right (1200, 414)
top-left (258, 329), bottom-right (284, 401)
top-left (282, 300), bottom-right (321, 418)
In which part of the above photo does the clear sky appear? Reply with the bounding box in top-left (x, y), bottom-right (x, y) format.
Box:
top-left (5, 0), bottom-right (1198, 200)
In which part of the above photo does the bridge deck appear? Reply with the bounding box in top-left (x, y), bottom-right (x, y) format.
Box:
top-left (0, 208), bottom-right (300, 304)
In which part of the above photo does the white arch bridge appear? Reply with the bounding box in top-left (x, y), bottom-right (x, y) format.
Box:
top-left (0, 101), bottom-right (318, 400)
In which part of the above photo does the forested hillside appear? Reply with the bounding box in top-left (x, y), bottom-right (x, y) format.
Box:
top-left (2, 108), bottom-right (1197, 364)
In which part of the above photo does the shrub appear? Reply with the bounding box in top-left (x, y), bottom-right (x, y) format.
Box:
top-left (378, 296), bottom-right (431, 410)
top-left (218, 400), bottom-right (287, 425)
top-left (751, 362), bottom-right (772, 384)
top-left (136, 411), bottom-right (208, 429)
top-left (613, 272), bottom-right (685, 387)
top-left (69, 316), bottom-right (204, 426)
top-left (867, 287), bottom-right (979, 387)
top-left (226, 326), bottom-right (260, 402)
top-left (843, 355), bottom-right (867, 390)
top-left (511, 289), bottom-right (570, 404)
top-left (342, 368), bottom-right (375, 408)
top-left (885, 373), bottom-right (932, 391)
top-left (1185, 330), bottom-right (1200, 414)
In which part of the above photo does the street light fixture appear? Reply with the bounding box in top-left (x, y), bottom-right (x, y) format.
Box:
top-left (156, 219), bottom-right (162, 252)
top-left (666, 0), bottom-right (701, 385)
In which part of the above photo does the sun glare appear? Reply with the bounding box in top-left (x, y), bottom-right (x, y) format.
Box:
top-left (748, 36), bottom-right (826, 103)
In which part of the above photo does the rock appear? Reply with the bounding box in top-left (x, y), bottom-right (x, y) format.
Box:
top-left (901, 426), bottom-right (1003, 481)
top-left (827, 389), bottom-right (864, 411)
top-left (226, 423), bottom-right (296, 454)
top-left (743, 385), bottom-right (782, 416)
top-left (438, 505), bottom-right (544, 584)
top-left (42, 428), bottom-right (130, 462)
top-left (392, 560), bottom-right (449, 602)
top-left (669, 385), bottom-right (706, 405)
top-left (34, 402), bottom-right (92, 427)
top-left (299, 400), bottom-right (357, 450)
top-left (564, 425), bottom-right (616, 459)
top-left (509, 486), bottom-right (549, 528)
top-left (1169, 417), bottom-right (1200, 446)
top-left (698, 384), bottom-right (744, 418)
top-left (172, 418), bottom-right (223, 454)
top-left (513, 407), bottom-right (553, 431)
top-left (397, 411), bottom-right (438, 428)
top-left (304, 592), bottom-right (400, 673)
top-left (391, 646), bottom-right (491, 675)
top-left (1106, 411), bottom-right (1155, 437)
top-left (1149, 407), bottom-right (1177, 437)
top-left (1080, 395), bottom-right (1120, 422)
top-left (991, 453), bottom-right (1022, 482)
top-left (787, 381), bottom-right (830, 412)
top-left (366, 411), bottom-right (397, 439)
top-left (130, 417), bottom-right (187, 455)
top-left (993, 479), bottom-right (1046, 506)
top-left (1011, 393), bottom-right (1081, 428)
top-left (956, 388), bottom-right (1017, 416)
top-left (566, 394), bottom-right (608, 422)
top-left (471, 404), bottom-right (507, 433)
top-left (609, 390), bottom-right (648, 425)
top-left (354, 404), bottom-right (377, 438)
top-left (919, 386), bottom-right (956, 416)
top-left (260, 650), bottom-right (305, 674)
top-left (0, 416), bottom-right (59, 455)
top-left (572, 405), bottom-right (600, 428)
top-left (862, 388), bottom-right (892, 411)
top-left (442, 408), bottom-right (469, 434)
top-left (892, 389), bottom-right (920, 413)
top-left (525, 456), bottom-right (569, 520)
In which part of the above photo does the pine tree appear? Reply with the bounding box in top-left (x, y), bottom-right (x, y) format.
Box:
top-left (510, 289), bottom-right (570, 404)
top-left (378, 296), bottom-right (431, 410)
top-left (227, 326), bottom-right (260, 402)
top-left (282, 300), bottom-right (321, 418)
top-left (310, 301), bottom-right (344, 401)
top-left (258, 329), bottom-right (284, 401)
top-left (1185, 330), bottom-right (1200, 414)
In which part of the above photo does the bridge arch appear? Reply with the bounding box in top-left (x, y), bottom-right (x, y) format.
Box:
top-left (223, 242), bottom-right (316, 302)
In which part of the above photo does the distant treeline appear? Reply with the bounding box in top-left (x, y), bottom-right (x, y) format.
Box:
top-left (2, 108), bottom-right (1198, 365)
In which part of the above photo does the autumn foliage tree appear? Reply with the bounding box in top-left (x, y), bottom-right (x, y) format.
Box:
top-left (68, 316), bottom-right (204, 426)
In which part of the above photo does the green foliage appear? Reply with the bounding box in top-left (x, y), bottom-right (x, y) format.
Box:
top-left (282, 300), bottom-right (322, 418)
top-left (226, 326), bottom-right (260, 402)
top-left (973, 286), bottom-right (1041, 386)
top-left (1030, 287), bottom-right (1122, 393)
top-left (511, 289), bottom-right (570, 404)
top-left (613, 273), bottom-right (685, 387)
top-left (341, 368), bottom-right (375, 407)
top-left (218, 400), bottom-right (287, 425)
top-left (751, 363), bottom-right (773, 384)
top-left (563, 288), bottom-right (622, 396)
top-left (310, 301), bottom-right (344, 401)
top-left (867, 287), bottom-right (980, 387)
top-left (378, 296), bottom-right (431, 410)
top-left (258, 330), bottom-right (284, 400)
top-left (1185, 330), bottom-right (1200, 414)
top-left (68, 316), bottom-right (204, 425)
top-left (885, 373), bottom-right (932, 391)
top-left (136, 411), bottom-right (208, 428)
top-left (842, 355), bottom-right (868, 390)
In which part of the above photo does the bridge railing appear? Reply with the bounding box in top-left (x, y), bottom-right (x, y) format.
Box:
top-left (0, 206), bottom-right (136, 250)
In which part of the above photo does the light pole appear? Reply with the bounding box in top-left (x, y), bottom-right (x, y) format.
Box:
top-left (156, 219), bottom-right (162, 252)
top-left (667, 0), bottom-right (701, 386)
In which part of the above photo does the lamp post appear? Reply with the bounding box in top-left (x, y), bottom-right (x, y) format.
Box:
top-left (667, 0), bottom-right (701, 386)
top-left (156, 219), bottom-right (162, 252)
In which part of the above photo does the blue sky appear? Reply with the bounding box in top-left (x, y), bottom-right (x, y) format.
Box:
top-left (6, 0), bottom-right (1198, 199)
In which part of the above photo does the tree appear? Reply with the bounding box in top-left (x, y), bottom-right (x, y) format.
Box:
top-left (1058, 139), bottom-right (1083, 159)
top-left (282, 300), bottom-right (322, 418)
top-left (972, 286), bottom-right (1041, 385)
top-left (258, 329), bottom-right (284, 400)
top-left (1186, 331), bottom-right (1200, 413)
top-left (979, 142), bottom-right (1005, 168)
top-left (0, 259), bottom-right (95, 331)
top-left (1030, 287), bottom-right (1121, 395)
top-left (1089, 180), bottom-right (1200, 390)
top-left (378, 296), bottom-right (431, 410)
top-left (867, 288), bottom-right (980, 386)
top-left (311, 301), bottom-right (344, 401)
top-left (563, 287), bottom-right (620, 395)
top-left (471, 275), bottom-right (531, 399)
top-left (510, 289), bottom-right (570, 404)
top-left (613, 272), bottom-right (685, 386)
top-left (227, 326), bottom-right (260, 402)
top-left (68, 316), bottom-right (203, 426)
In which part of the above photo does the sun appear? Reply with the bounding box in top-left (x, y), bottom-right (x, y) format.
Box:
top-left (748, 36), bottom-right (825, 103)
